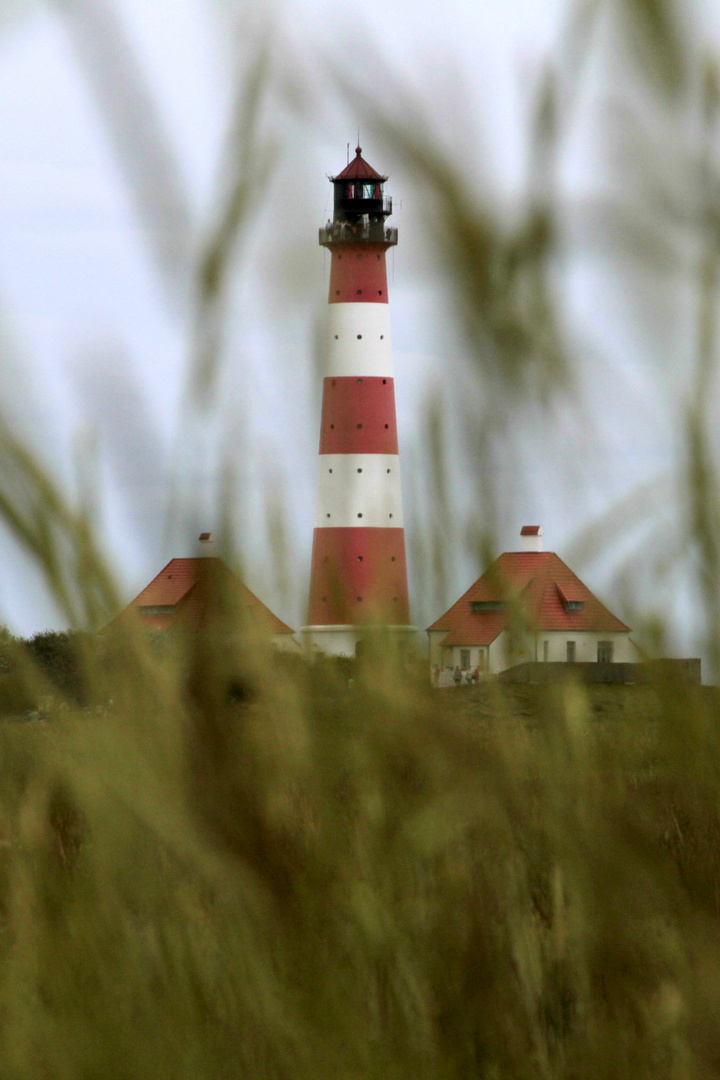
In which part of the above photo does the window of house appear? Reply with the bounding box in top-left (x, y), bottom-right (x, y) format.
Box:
top-left (460, 649), bottom-right (471, 670)
top-left (478, 648), bottom-right (488, 670)
top-left (598, 641), bottom-right (613, 663)
top-left (567, 641), bottom-right (576, 662)
top-left (471, 600), bottom-right (505, 612)
top-left (543, 640), bottom-right (549, 662)
top-left (565, 600), bottom-right (584, 612)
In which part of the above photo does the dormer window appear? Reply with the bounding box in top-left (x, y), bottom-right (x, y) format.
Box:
top-left (556, 584), bottom-right (584, 613)
top-left (471, 600), bottom-right (505, 612)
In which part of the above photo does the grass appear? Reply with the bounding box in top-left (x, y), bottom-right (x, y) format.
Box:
top-left (0, 657), bottom-right (715, 1077)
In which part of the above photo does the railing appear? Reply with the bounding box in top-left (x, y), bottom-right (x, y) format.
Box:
top-left (319, 224), bottom-right (398, 246)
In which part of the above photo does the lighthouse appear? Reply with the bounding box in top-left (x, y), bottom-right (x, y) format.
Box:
top-left (301, 147), bottom-right (415, 659)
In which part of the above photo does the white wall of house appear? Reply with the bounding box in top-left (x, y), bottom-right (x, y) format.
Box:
top-left (532, 631), bottom-right (640, 666)
top-left (428, 630), bottom-right (449, 669)
top-left (430, 629), bottom-right (641, 677)
top-left (443, 645), bottom-right (490, 671)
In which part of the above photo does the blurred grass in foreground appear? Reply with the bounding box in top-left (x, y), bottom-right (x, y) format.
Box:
top-left (0, 0), bottom-right (716, 1076)
top-left (0, 634), bottom-right (719, 1078)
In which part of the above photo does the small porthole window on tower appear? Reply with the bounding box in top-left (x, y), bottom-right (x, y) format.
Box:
top-left (357, 423), bottom-right (363, 429)
top-left (357, 378), bottom-right (362, 383)
top-left (357, 555), bottom-right (363, 562)
top-left (386, 468), bottom-right (391, 474)
top-left (391, 556), bottom-right (396, 562)
top-left (357, 468), bottom-right (362, 473)
top-left (326, 513), bottom-right (331, 518)
top-left (378, 290), bottom-right (382, 296)
top-left (328, 468), bottom-right (333, 473)
top-left (380, 335), bottom-right (384, 340)
top-left (382, 378), bottom-right (387, 384)
top-left (335, 290), bottom-right (340, 295)
top-left (356, 289), bottom-right (362, 295)
top-left (334, 334), bottom-right (338, 340)
top-left (358, 513), bottom-right (363, 518)
top-left (330, 424), bottom-right (335, 429)
top-left (357, 334), bottom-right (362, 339)
top-left (376, 254), bottom-right (380, 260)
top-left (357, 597), bottom-right (362, 602)
top-left (384, 424), bottom-right (389, 429)
top-left (389, 514), bottom-right (393, 519)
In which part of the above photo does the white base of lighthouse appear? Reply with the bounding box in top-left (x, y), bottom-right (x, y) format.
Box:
top-left (300, 624), bottom-right (417, 660)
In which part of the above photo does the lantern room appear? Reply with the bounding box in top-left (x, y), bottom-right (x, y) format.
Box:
top-left (320, 146), bottom-right (397, 247)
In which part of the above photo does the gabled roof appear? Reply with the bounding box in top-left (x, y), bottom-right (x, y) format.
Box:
top-left (332, 147), bottom-right (387, 183)
top-left (121, 557), bottom-right (294, 635)
top-left (427, 551), bottom-right (630, 647)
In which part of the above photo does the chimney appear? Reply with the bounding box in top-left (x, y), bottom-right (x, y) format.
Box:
top-left (198, 532), bottom-right (213, 556)
top-left (520, 525), bottom-right (543, 552)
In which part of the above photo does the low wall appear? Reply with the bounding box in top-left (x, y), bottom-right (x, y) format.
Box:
top-left (498, 659), bottom-right (702, 686)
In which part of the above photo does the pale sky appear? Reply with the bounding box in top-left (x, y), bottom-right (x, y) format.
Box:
top-left (0, 0), bottom-right (714, 659)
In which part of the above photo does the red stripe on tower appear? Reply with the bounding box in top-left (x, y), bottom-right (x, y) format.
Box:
top-left (301, 146), bottom-right (415, 658)
top-left (319, 377), bottom-right (398, 455)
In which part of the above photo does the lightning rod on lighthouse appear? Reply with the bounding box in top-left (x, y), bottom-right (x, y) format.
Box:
top-left (301, 146), bottom-right (416, 659)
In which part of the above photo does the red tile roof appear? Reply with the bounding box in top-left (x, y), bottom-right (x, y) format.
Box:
top-left (120, 558), bottom-right (294, 635)
top-left (332, 147), bottom-right (386, 182)
top-left (427, 551), bottom-right (630, 647)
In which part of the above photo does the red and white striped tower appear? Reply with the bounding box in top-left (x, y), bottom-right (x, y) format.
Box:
top-left (301, 147), bottom-right (415, 658)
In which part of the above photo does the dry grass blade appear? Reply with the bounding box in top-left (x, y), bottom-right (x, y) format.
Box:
top-left (46, 0), bottom-right (193, 293)
top-left (0, 424), bottom-right (118, 628)
top-left (620, 0), bottom-right (688, 96)
top-left (192, 40), bottom-right (278, 402)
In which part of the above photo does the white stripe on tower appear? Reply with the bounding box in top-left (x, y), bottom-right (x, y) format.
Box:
top-left (314, 454), bottom-right (403, 528)
top-left (326, 304), bottom-right (393, 377)
top-left (300, 146), bottom-right (414, 659)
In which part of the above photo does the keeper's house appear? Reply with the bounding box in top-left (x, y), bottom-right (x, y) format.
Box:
top-left (427, 526), bottom-right (641, 676)
top-left (112, 534), bottom-right (298, 652)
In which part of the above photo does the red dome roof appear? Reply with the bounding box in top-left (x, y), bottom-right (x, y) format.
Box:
top-left (332, 146), bottom-right (387, 182)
